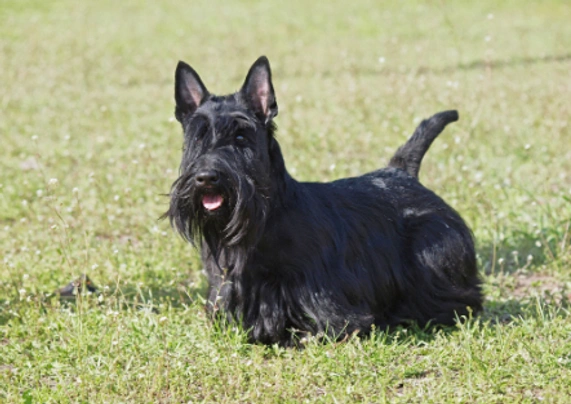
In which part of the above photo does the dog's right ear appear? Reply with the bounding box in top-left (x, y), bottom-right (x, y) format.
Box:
top-left (174, 61), bottom-right (209, 122)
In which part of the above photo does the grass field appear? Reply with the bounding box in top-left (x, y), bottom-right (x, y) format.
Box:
top-left (1, 0), bottom-right (571, 402)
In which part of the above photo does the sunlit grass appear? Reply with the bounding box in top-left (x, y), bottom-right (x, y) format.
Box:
top-left (1, 0), bottom-right (571, 402)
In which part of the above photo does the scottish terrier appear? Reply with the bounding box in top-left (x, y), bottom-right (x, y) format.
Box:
top-left (165, 56), bottom-right (483, 346)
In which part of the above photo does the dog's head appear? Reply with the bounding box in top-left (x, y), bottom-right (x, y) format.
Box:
top-left (166, 56), bottom-right (280, 251)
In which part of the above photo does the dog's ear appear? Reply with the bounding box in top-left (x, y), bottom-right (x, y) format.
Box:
top-left (241, 56), bottom-right (278, 123)
top-left (175, 61), bottom-right (209, 122)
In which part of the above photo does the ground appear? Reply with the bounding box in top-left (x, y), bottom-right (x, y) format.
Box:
top-left (1, 0), bottom-right (571, 402)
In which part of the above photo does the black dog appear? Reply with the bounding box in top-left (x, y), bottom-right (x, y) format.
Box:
top-left (166, 56), bottom-right (483, 346)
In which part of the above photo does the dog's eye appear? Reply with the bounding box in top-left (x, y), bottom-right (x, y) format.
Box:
top-left (235, 134), bottom-right (246, 145)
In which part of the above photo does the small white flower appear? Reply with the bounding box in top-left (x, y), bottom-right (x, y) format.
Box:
top-left (527, 255), bottom-right (533, 262)
top-left (487, 13), bottom-right (494, 20)
top-left (114, 195), bottom-right (120, 201)
top-left (159, 316), bottom-right (168, 324)
top-left (31, 135), bottom-right (38, 141)
top-left (48, 178), bottom-right (58, 186)
top-left (485, 35), bottom-right (492, 42)
top-left (91, 264), bottom-right (99, 270)
top-left (378, 57), bottom-right (386, 64)
top-left (72, 187), bottom-right (79, 194)
top-left (498, 258), bottom-right (505, 265)
top-left (36, 189), bottom-right (43, 197)
top-left (535, 241), bottom-right (541, 247)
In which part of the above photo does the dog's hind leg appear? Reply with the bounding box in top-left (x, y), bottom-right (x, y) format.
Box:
top-left (397, 214), bottom-right (483, 326)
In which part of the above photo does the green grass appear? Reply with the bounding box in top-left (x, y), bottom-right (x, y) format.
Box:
top-left (1, 0), bottom-right (571, 402)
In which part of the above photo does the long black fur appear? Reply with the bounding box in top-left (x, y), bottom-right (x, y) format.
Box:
top-left (165, 56), bottom-right (483, 346)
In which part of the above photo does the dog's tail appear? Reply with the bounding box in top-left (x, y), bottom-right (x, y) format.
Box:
top-left (388, 110), bottom-right (459, 179)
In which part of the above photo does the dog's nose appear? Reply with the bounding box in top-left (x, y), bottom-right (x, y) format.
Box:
top-left (195, 170), bottom-right (219, 186)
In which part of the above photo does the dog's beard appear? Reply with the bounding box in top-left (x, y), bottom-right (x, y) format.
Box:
top-left (166, 164), bottom-right (271, 266)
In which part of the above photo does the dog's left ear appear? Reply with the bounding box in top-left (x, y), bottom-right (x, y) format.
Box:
top-left (241, 56), bottom-right (278, 123)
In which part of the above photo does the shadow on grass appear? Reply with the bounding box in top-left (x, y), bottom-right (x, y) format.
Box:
top-left (364, 295), bottom-right (571, 350)
top-left (0, 276), bottom-right (209, 329)
top-left (484, 294), bottom-right (570, 323)
top-left (419, 53), bottom-right (571, 74)
top-left (476, 218), bottom-right (570, 276)
top-left (107, 278), bottom-right (208, 312)
top-left (0, 274), bottom-right (208, 325)
top-left (316, 53), bottom-right (571, 77)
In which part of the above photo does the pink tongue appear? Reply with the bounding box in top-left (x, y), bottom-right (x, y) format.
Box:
top-left (202, 194), bottom-right (223, 211)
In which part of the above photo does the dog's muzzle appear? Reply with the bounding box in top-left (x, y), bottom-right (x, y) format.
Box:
top-left (194, 170), bottom-right (225, 212)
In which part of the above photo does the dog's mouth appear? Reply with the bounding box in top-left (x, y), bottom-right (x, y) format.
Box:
top-left (202, 193), bottom-right (224, 211)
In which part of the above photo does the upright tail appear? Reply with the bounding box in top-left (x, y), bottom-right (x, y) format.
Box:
top-left (388, 110), bottom-right (459, 179)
